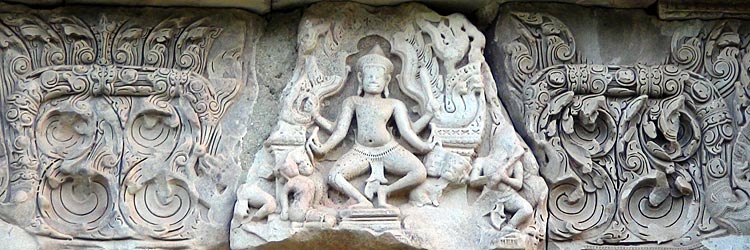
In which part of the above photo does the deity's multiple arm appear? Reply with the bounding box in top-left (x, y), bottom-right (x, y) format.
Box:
top-left (313, 111), bottom-right (336, 133)
top-left (411, 108), bottom-right (434, 134)
top-left (394, 101), bottom-right (433, 153)
top-left (311, 98), bottom-right (354, 155)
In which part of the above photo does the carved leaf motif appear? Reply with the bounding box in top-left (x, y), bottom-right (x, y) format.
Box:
top-left (144, 17), bottom-right (192, 68)
top-left (176, 18), bottom-right (222, 74)
top-left (561, 108), bottom-right (574, 135)
top-left (705, 22), bottom-right (740, 98)
top-left (672, 21), bottom-right (741, 98)
top-left (114, 27), bottom-right (147, 65)
top-left (2, 15), bottom-right (66, 68)
top-left (506, 12), bottom-right (581, 114)
top-left (654, 97), bottom-right (685, 156)
top-left (619, 96), bottom-right (648, 154)
top-left (48, 16), bottom-right (96, 65)
top-left (671, 36), bottom-right (703, 73)
top-left (505, 41), bottom-right (535, 91)
top-left (561, 135), bottom-right (593, 174)
top-left (547, 91), bottom-right (573, 116)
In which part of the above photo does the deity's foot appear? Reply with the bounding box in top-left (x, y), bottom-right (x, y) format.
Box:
top-left (251, 213), bottom-right (267, 222)
top-left (376, 185), bottom-right (395, 209)
top-left (305, 210), bottom-right (336, 224)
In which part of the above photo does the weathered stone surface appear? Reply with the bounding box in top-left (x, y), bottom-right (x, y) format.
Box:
top-left (0, 3), bottom-right (264, 249)
top-left (659, 0), bottom-right (750, 20)
top-left (3, 0), bottom-right (61, 6)
top-left (498, 0), bottom-right (656, 9)
top-left (231, 2), bottom-right (548, 250)
top-left (272, 0), bottom-right (495, 13)
top-left (490, 2), bottom-right (750, 249)
top-left (273, 0), bottom-right (655, 15)
top-left (73, 0), bottom-right (270, 14)
top-left (0, 0), bottom-right (659, 16)
top-left (5, 0), bottom-right (271, 13)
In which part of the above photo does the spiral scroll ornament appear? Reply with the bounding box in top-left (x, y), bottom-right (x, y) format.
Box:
top-left (128, 111), bottom-right (180, 155)
top-left (547, 168), bottom-right (616, 241)
top-left (35, 110), bottom-right (94, 160)
top-left (121, 165), bottom-right (196, 239)
top-left (618, 172), bottom-right (700, 243)
top-left (39, 168), bottom-right (115, 237)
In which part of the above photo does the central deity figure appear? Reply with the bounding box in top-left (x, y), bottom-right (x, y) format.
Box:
top-left (309, 44), bottom-right (435, 209)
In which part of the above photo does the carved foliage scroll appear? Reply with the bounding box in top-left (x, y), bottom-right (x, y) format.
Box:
top-left (503, 11), bottom-right (749, 249)
top-left (0, 9), bottom-right (257, 248)
top-left (670, 19), bottom-right (750, 236)
top-left (504, 12), bottom-right (582, 108)
top-left (525, 64), bottom-right (732, 246)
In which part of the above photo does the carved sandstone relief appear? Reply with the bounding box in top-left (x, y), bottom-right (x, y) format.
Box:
top-left (497, 8), bottom-right (750, 250)
top-left (231, 2), bottom-right (548, 250)
top-left (0, 5), bottom-right (262, 249)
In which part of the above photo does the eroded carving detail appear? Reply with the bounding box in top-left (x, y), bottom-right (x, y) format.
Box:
top-left (231, 3), bottom-right (547, 250)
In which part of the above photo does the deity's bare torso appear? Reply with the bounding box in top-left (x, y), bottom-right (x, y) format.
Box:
top-left (351, 96), bottom-right (401, 147)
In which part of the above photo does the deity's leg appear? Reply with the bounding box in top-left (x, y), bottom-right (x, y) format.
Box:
top-left (328, 151), bottom-right (372, 208)
top-left (380, 146), bottom-right (427, 207)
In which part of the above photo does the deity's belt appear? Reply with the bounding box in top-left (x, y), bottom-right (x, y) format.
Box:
top-left (352, 140), bottom-right (400, 184)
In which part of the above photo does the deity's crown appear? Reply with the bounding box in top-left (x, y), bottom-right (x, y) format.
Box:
top-left (356, 44), bottom-right (393, 74)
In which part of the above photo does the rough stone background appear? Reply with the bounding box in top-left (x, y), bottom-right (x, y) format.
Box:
top-left (239, 10), bottom-right (301, 175)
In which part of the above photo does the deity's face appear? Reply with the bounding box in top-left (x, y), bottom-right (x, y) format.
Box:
top-left (358, 65), bottom-right (391, 95)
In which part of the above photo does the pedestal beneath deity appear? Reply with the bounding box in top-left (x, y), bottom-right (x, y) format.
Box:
top-left (337, 208), bottom-right (402, 233)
